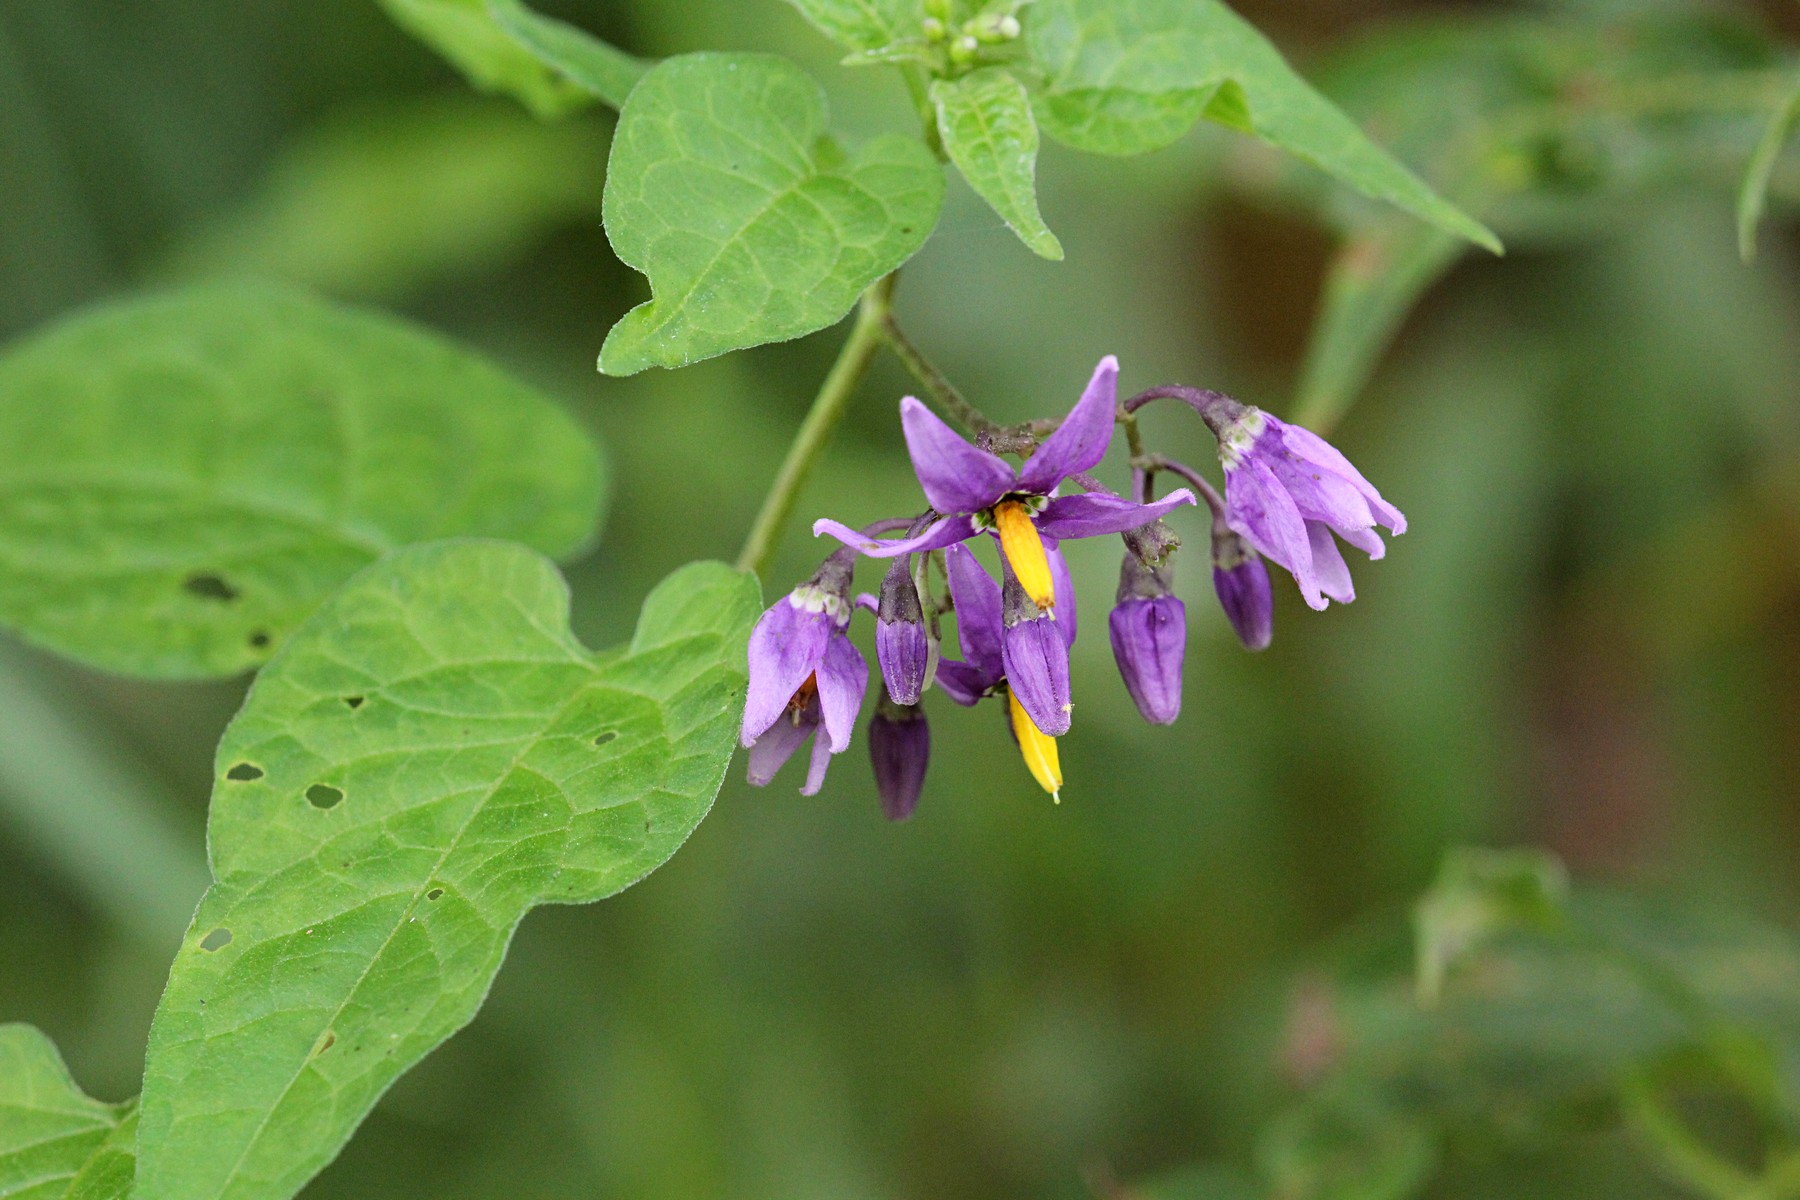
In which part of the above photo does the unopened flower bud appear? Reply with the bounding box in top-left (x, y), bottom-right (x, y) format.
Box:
top-left (1000, 565), bottom-right (1072, 736)
top-left (1212, 526), bottom-right (1273, 651)
top-left (921, 15), bottom-right (947, 40)
top-left (1109, 553), bottom-right (1185, 725)
top-left (923, 0), bottom-right (952, 21)
top-left (949, 33), bottom-right (980, 64)
top-left (969, 12), bottom-right (1021, 41)
top-left (869, 694), bottom-right (930, 820)
top-left (876, 558), bottom-right (930, 704)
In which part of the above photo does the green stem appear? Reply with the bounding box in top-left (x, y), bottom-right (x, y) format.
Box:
top-left (1624, 1074), bottom-right (1757, 1200)
top-left (735, 275), bottom-right (896, 578)
top-left (880, 313), bottom-right (999, 435)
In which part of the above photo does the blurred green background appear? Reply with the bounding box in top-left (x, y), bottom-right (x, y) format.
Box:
top-left (4, 0), bottom-right (1800, 1196)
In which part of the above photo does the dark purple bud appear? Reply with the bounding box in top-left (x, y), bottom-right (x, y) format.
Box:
top-left (1212, 527), bottom-right (1273, 651)
top-left (869, 695), bottom-right (930, 820)
top-left (1000, 566), bottom-right (1072, 736)
top-left (1110, 552), bottom-right (1185, 725)
top-left (876, 558), bottom-right (930, 704)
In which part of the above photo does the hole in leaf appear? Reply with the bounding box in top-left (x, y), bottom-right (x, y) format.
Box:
top-left (306, 784), bottom-right (344, 809)
top-left (344, 696), bottom-right (365, 710)
top-left (226, 762), bottom-right (264, 782)
top-left (425, 887), bottom-right (444, 902)
top-left (200, 928), bottom-right (233, 952)
top-left (592, 731), bottom-right (617, 748)
top-left (248, 629), bottom-right (272, 650)
top-left (183, 572), bottom-right (240, 602)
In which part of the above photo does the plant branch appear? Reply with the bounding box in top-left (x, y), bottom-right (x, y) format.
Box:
top-left (736, 275), bottom-right (897, 578)
top-left (879, 313), bottom-right (1000, 436)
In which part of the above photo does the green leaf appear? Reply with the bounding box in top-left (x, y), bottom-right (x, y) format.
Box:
top-left (932, 68), bottom-right (1064, 260)
top-left (1257, 1094), bottom-right (1437, 1200)
top-left (1023, 0), bottom-right (1501, 251)
top-left (376, 0), bottom-right (645, 116)
top-left (1414, 847), bottom-right (1570, 1007)
top-left (0, 1025), bottom-right (132, 1200)
top-left (781, 0), bottom-right (917, 53)
top-left (158, 98), bottom-right (605, 302)
top-left (599, 53), bottom-right (944, 375)
top-left (0, 284), bottom-right (605, 680)
top-left (134, 543), bottom-right (759, 1200)
top-left (1738, 71), bottom-right (1800, 262)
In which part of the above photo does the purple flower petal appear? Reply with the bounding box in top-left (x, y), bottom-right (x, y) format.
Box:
top-left (746, 699), bottom-right (819, 786)
top-left (944, 543), bottom-right (1003, 677)
top-left (876, 618), bottom-right (930, 706)
top-left (801, 724), bottom-right (835, 796)
top-left (812, 514), bottom-right (975, 558)
top-left (1276, 420), bottom-right (1406, 534)
top-left (1336, 523), bottom-right (1387, 561)
top-left (1306, 522), bottom-right (1356, 605)
top-left (1034, 489), bottom-right (1196, 540)
top-left (815, 631), bottom-right (869, 754)
top-left (1266, 452), bottom-right (1377, 535)
top-left (1212, 556), bottom-right (1274, 651)
top-left (934, 658), bottom-right (995, 705)
top-left (900, 396), bottom-right (1017, 514)
top-left (1226, 458), bottom-right (1322, 610)
top-left (1016, 355), bottom-right (1119, 494)
top-left (869, 704), bottom-right (930, 820)
top-left (1002, 616), bottom-right (1072, 736)
top-left (740, 597), bottom-right (831, 745)
top-left (1045, 537), bottom-right (1077, 648)
top-left (1109, 595), bottom-right (1186, 725)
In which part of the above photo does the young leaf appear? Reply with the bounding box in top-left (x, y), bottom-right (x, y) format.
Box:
top-left (0, 1024), bottom-right (133, 1200)
top-left (0, 284), bottom-right (605, 680)
top-left (599, 53), bottom-right (944, 375)
top-left (1738, 72), bottom-right (1800, 262)
top-left (1024, 0), bottom-right (1501, 252)
top-left (782, 0), bottom-right (917, 53)
top-left (932, 68), bottom-right (1065, 260)
top-left (134, 543), bottom-right (758, 1200)
top-left (376, 0), bottom-right (645, 116)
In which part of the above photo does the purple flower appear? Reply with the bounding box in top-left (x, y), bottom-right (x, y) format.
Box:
top-left (1213, 404), bottom-right (1405, 611)
top-left (869, 698), bottom-right (930, 821)
top-left (813, 357), bottom-right (1195, 615)
top-left (1109, 553), bottom-right (1185, 725)
top-left (875, 558), bottom-right (931, 705)
top-left (741, 555), bottom-right (869, 795)
top-left (1000, 558), bottom-right (1072, 735)
top-left (1212, 527), bottom-right (1273, 651)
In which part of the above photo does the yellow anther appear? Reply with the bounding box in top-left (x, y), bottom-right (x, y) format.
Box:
top-left (993, 500), bottom-right (1055, 611)
top-left (1008, 690), bottom-right (1063, 802)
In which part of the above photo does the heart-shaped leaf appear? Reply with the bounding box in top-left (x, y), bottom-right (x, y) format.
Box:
top-left (134, 542), bottom-right (758, 1200)
top-left (1025, 0), bottom-right (1499, 252)
top-left (0, 284), bottom-right (605, 679)
top-left (933, 68), bottom-right (1064, 260)
top-left (0, 1025), bottom-right (133, 1200)
top-left (600, 53), bottom-right (944, 375)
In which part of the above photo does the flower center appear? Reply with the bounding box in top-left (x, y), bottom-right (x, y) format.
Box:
top-left (992, 499), bottom-right (1055, 611)
top-left (1215, 407), bottom-right (1267, 471)
top-left (786, 674), bottom-right (818, 722)
top-left (1007, 689), bottom-right (1062, 801)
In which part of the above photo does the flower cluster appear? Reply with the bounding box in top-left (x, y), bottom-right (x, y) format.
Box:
top-left (740, 358), bottom-right (1406, 817)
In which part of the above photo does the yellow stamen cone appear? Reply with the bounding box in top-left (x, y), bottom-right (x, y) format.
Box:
top-left (993, 500), bottom-right (1055, 610)
top-left (1008, 690), bottom-right (1063, 802)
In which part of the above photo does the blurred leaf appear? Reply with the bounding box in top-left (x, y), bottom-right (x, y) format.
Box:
top-left (375, 0), bottom-right (644, 116)
top-left (0, 1025), bottom-right (132, 1200)
top-left (160, 98), bottom-right (604, 301)
top-left (1022, 0), bottom-right (1498, 250)
top-left (1132, 1163), bottom-right (1265, 1199)
top-left (63, 1110), bottom-right (137, 1200)
top-left (134, 544), bottom-right (759, 1200)
top-left (932, 68), bottom-right (1064, 260)
top-left (1738, 70), bottom-right (1800, 261)
top-left (782, 0), bottom-right (916, 52)
top-left (1414, 847), bottom-right (1569, 1007)
top-left (599, 53), bottom-right (943, 375)
top-left (1256, 1092), bottom-right (1436, 1200)
top-left (0, 284), bottom-right (605, 679)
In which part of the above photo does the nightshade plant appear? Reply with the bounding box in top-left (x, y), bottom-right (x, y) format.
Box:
top-left (2, 2), bottom-right (1797, 1199)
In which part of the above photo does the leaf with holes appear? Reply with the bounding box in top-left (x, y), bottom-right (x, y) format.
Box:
top-left (932, 68), bottom-right (1063, 260)
top-left (376, 0), bottom-right (645, 116)
top-left (1023, 0), bottom-right (1500, 251)
top-left (0, 284), bottom-right (605, 680)
top-left (134, 542), bottom-right (759, 1200)
top-left (599, 53), bottom-right (944, 375)
top-left (781, 0), bottom-right (917, 53)
top-left (0, 1024), bottom-right (134, 1200)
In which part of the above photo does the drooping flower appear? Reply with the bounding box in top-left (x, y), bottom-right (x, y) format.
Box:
top-left (813, 357), bottom-right (1195, 618)
top-left (869, 696), bottom-right (930, 821)
top-left (1109, 551), bottom-right (1185, 725)
top-left (999, 556), bottom-right (1072, 735)
top-left (875, 558), bottom-right (931, 705)
top-left (1211, 402), bottom-right (1405, 611)
top-left (1211, 525), bottom-right (1273, 651)
top-left (741, 553), bottom-right (869, 795)
top-left (934, 544), bottom-right (1063, 799)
